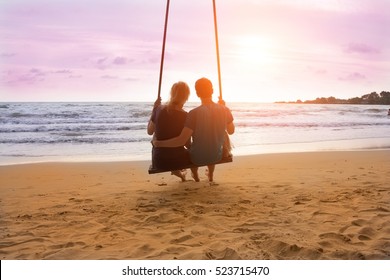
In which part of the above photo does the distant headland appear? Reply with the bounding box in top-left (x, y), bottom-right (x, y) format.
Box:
top-left (276, 91), bottom-right (390, 105)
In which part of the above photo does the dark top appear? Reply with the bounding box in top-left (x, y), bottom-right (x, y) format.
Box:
top-left (152, 105), bottom-right (187, 140)
top-left (151, 106), bottom-right (191, 170)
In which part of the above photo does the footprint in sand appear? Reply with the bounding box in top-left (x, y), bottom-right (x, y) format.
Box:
top-left (48, 241), bottom-right (86, 250)
top-left (250, 233), bottom-right (271, 240)
top-left (205, 247), bottom-right (241, 260)
top-left (170, 234), bottom-right (194, 244)
top-left (319, 232), bottom-right (351, 243)
top-left (191, 204), bottom-right (205, 214)
top-left (358, 235), bottom-right (371, 241)
top-left (144, 213), bottom-right (182, 223)
top-left (351, 218), bottom-right (369, 227)
top-left (339, 219), bottom-right (366, 234)
top-left (132, 244), bottom-right (155, 257)
top-left (135, 197), bottom-right (158, 213)
top-left (357, 227), bottom-right (376, 241)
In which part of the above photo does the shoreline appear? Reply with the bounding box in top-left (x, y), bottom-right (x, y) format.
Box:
top-left (1, 150), bottom-right (389, 260)
top-left (0, 148), bottom-right (389, 168)
top-left (1, 138), bottom-right (390, 166)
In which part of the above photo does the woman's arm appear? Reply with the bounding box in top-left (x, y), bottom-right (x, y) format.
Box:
top-left (147, 98), bottom-right (161, 135)
top-left (147, 119), bottom-right (155, 135)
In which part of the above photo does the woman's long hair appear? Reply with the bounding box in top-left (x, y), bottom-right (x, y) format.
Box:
top-left (167, 81), bottom-right (190, 113)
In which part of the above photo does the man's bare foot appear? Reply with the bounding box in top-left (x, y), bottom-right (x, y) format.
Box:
top-left (205, 168), bottom-right (214, 182)
top-left (171, 170), bottom-right (187, 182)
top-left (191, 171), bottom-right (200, 182)
top-left (190, 167), bottom-right (200, 182)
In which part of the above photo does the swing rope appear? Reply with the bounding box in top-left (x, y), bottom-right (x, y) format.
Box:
top-left (157, 0), bottom-right (170, 102)
top-left (212, 0), bottom-right (223, 103)
top-left (156, 0), bottom-right (223, 102)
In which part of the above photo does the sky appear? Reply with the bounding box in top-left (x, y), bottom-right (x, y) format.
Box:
top-left (0, 0), bottom-right (389, 103)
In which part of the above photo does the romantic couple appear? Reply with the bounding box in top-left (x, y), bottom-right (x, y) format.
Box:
top-left (147, 77), bottom-right (235, 183)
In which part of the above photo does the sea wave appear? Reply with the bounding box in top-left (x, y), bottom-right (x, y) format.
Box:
top-left (0, 124), bottom-right (146, 133)
top-left (0, 136), bottom-right (151, 144)
top-left (1, 102), bottom-right (390, 164)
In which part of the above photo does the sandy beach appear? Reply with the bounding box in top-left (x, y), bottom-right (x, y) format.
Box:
top-left (0, 150), bottom-right (389, 260)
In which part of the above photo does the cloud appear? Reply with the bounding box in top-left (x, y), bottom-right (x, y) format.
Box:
top-left (93, 56), bottom-right (131, 70)
top-left (97, 57), bottom-right (107, 64)
top-left (338, 72), bottom-right (366, 81)
top-left (345, 43), bottom-right (380, 54)
top-left (54, 69), bottom-right (72, 74)
top-left (112, 56), bottom-right (127, 65)
top-left (101, 75), bottom-right (118, 80)
top-left (0, 53), bottom-right (17, 57)
top-left (30, 68), bottom-right (45, 76)
top-left (315, 69), bottom-right (327, 75)
top-left (93, 57), bottom-right (108, 70)
top-left (307, 66), bottom-right (328, 75)
top-left (124, 77), bottom-right (138, 82)
top-left (4, 68), bottom-right (46, 86)
top-left (68, 75), bottom-right (82, 79)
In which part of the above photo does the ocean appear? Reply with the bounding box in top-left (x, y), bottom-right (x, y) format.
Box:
top-left (1, 102), bottom-right (389, 165)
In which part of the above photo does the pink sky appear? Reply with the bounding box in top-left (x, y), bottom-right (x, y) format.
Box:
top-left (1, 0), bottom-right (389, 103)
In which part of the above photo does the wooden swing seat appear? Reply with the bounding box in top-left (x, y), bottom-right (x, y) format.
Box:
top-left (148, 154), bottom-right (233, 174)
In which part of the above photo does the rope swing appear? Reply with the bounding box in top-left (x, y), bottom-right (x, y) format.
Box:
top-left (156, 0), bottom-right (170, 101)
top-left (212, 0), bottom-right (223, 102)
top-left (156, 0), bottom-right (224, 103)
top-left (149, 0), bottom-right (232, 174)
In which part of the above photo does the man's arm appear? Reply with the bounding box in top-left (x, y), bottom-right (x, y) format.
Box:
top-left (153, 127), bottom-right (193, 147)
top-left (227, 122), bottom-right (235, 135)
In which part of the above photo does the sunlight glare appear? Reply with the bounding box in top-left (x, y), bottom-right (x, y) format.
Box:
top-left (235, 35), bottom-right (275, 65)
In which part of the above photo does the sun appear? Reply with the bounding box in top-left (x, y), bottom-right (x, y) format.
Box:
top-left (234, 35), bottom-right (275, 64)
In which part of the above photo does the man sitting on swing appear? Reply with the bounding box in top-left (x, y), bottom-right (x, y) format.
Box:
top-left (153, 77), bottom-right (235, 183)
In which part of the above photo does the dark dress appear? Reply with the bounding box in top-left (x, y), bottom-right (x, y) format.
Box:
top-left (151, 106), bottom-right (191, 170)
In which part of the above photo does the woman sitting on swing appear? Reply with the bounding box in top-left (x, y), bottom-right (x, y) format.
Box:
top-left (147, 81), bottom-right (198, 181)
